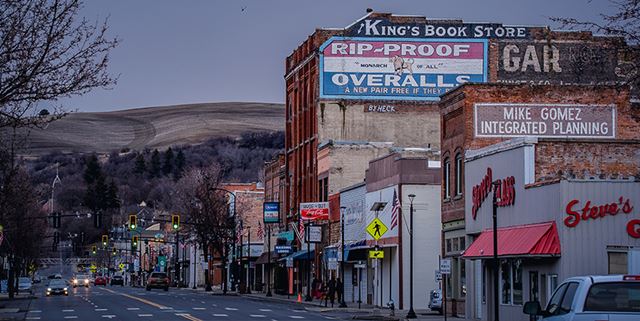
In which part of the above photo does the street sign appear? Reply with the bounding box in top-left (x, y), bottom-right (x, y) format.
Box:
top-left (306, 225), bottom-right (322, 243)
top-left (119, 263), bottom-right (125, 270)
top-left (275, 245), bottom-right (292, 254)
top-left (328, 257), bottom-right (338, 270)
top-left (369, 250), bottom-right (384, 259)
top-left (440, 258), bottom-right (452, 274)
top-left (366, 218), bottom-right (388, 240)
top-left (435, 270), bottom-right (442, 281)
top-left (158, 256), bottom-right (166, 271)
top-left (90, 264), bottom-right (97, 273)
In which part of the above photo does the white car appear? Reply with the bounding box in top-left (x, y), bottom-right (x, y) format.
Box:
top-left (524, 274), bottom-right (640, 320)
top-left (17, 277), bottom-right (32, 294)
top-left (72, 274), bottom-right (90, 288)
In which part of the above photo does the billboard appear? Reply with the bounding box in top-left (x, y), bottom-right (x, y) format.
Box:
top-left (474, 103), bottom-right (616, 139)
top-left (346, 18), bottom-right (532, 39)
top-left (299, 202), bottom-right (330, 220)
top-left (263, 202), bottom-right (280, 224)
top-left (320, 37), bottom-right (487, 100)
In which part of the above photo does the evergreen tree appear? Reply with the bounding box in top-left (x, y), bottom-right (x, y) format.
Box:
top-left (133, 153), bottom-right (146, 175)
top-left (149, 149), bottom-right (161, 178)
top-left (173, 149), bottom-right (186, 180)
top-left (106, 180), bottom-right (120, 209)
top-left (83, 155), bottom-right (102, 184)
top-left (163, 147), bottom-right (174, 175)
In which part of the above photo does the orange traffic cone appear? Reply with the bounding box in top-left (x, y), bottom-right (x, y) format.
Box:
top-left (297, 292), bottom-right (302, 303)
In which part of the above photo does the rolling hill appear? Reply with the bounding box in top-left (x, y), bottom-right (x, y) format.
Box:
top-left (23, 102), bottom-right (284, 156)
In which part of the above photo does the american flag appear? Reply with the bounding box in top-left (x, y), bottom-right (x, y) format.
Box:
top-left (257, 222), bottom-right (264, 240)
top-left (390, 189), bottom-right (400, 230)
top-left (298, 216), bottom-right (305, 242)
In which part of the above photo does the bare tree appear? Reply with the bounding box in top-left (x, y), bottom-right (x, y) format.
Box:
top-left (174, 164), bottom-right (234, 291)
top-left (0, 0), bottom-right (118, 129)
top-left (551, 0), bottom-right (640, 86)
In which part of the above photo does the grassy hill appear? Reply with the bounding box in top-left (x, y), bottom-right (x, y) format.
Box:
top-left (23, 102), bottom-right (284, 155)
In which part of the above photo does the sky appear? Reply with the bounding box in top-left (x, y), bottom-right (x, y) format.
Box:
top-left (65, 0), bottom-right (615, 112)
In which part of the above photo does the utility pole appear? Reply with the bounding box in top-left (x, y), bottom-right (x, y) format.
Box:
top-left (247, 226), bottom-right (252, 294)
top-left (492, 180), bottom-right (502, 321)
top-left (407, 194), bottom-right (417, 319)
top-left (266, 224), bottom-right (272, 296)
top-left (339, 206), bottom-right (347, 308)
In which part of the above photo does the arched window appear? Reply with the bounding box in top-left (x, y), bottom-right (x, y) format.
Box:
top-left (444, 157), bottom-right (451, 199)
top-left (455, 153), bottom-right (463, 196)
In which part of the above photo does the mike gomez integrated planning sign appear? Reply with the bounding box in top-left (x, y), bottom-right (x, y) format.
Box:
top-left (474, 103), bottom-right (616, 138)
top-left (319, 37), bottom-right (487, 101)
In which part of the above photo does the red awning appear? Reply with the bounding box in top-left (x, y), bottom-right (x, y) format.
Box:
top-left (462, 222), bottom-right (561, 258)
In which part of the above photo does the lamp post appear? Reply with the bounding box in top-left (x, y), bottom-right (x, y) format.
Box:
top-left (247, 226), bottom-right (252, 294)
top-left (406, 194), bottom-right (417, 319)
top-left (210, 187), bottom-right (237, 295)
top-left (304, 221), bottom-right (312, 302)
top-left (266, 224), bottom-right (272, 297)
top-left (492, 180), bottom-right (502, 321)
top-left (339, 206), bottom-right (347, 308)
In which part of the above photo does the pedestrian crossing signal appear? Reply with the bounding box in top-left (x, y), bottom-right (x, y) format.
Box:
top-left (132, 236), bottom-right (138, 248)
top-left (172, 215), bottom-right (180, 230)
top-left (102, 235), bottom-right (108, 246)
top-left (91, 246), bottom-right (97, 255)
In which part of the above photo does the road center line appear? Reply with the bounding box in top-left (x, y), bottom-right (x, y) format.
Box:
top-left (100, 288), bottom-right (168, 309)
top-left (175, 313), bottom-right (203, 321)
top-left (138, 314), bottom-right (153, 317)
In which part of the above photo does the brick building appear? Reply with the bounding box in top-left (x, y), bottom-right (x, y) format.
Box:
top-left (439, 83), bottom-right (640, 320)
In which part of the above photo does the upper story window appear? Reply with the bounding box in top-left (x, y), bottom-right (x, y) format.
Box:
top-left (455, 153), bottom-right (463, 196)
top-left (444, 157), bottom-right (451, 199)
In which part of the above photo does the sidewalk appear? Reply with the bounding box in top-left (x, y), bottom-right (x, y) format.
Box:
top-left (0, 294), bottom-right (35, 321)
top-left (240, 291), bottom-right (464, 320)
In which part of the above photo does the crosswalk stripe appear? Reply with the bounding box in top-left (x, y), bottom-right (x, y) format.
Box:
top-left (213, 314), bottom-right (229, 317)
top-left (250, 315), bottom-right (266, 318)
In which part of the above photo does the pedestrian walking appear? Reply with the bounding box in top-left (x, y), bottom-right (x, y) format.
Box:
top-left (327, 277), bottom-right (336, 307)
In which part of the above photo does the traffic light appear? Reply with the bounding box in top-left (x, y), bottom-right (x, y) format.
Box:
top-left (172, 214), bottom-right (180, 230)
top-left (94, 212), bottom-right (102, 228)
top-left (132, 236), bottom-right (139, 248)
top-left (129, 214), bottom-right (137, 230)
top-left (91, 245), bottom-right (97, 255)
top-left (112, 247), bottom-right (117, 255)
top-left (102, 235), bottom-right (108, 247)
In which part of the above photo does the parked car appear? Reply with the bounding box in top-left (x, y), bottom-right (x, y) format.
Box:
top-left (17, 277), bottom-right (32, 294)
top-left (46, 279), bottom-right (68, 296)
top-left (48, 274), bottom-right (62, 280)
top-left (72, 274), bottom-right (90, 288)
top-left (110, 275), bottom-right (124, 286)
top-left (524, 275), bottom-right (640, 320)
top-left (94, 276), bottom-right (107, 286)
top-left (146, 272), bottom-right (169, 291)
top-left (428, 289), bottom-right (443, 314)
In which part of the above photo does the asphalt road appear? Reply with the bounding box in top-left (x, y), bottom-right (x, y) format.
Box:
top-left (24, 284), bottom-right (355, 321)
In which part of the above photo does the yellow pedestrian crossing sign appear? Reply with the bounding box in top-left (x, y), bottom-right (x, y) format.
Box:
top-left (366, 218), bottom-right (388, 240)
top-left (119, 263), bottom-right (125, 270)
top-left (369, 250), bottom-right (384, 259)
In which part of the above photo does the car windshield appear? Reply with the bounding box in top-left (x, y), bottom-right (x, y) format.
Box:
top-left (151, 273), bottom-right (166, 278)
top-left (113, 276), bottom-right (122, 279)
top-left (76, 275), bottom-right (88, 279)
top-left (584, 282), bottom-right (640, 313)
top-left (49, 280), bottom-right (66, 287)
top-left (18, 277), bottom-right (30, 284)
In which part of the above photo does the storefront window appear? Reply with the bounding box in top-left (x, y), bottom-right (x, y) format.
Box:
top-left (460, 259), bottom-right (466, 298)
top-left (608, 251), bottom-right (628, 274)
top-left (446, 239), bottom-right (452, 253)
top-left (512, 260), bottom-right (523, 305)
top-left (446, 273), bottom-right (453, 299)
top-left (460, 237), bottom-right (466, 251)
top-left (501, 260), bottom-right (511, 304)
top-left (452, 238), bottom-right (459, 252)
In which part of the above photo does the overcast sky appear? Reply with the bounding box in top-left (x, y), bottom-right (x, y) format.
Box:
top-left (66, 0), bottom-right (614, 112)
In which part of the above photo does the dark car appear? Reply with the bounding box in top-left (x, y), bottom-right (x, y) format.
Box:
top-left (46, 279), bottom-right (68, 296)
top-left (110, 275), bottom-right (124, 286)
top-left (94, 276), bottom-right (107, 286)
top-left (146, 272), bottom-right (169, 291)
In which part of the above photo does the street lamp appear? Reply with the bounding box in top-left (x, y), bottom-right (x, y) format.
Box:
top-left (209, 187), bottom-right (237, 295)
top-left (492, 180), bottom-right (502, 321)
top-left (406, 194), bottom-right (417, 319)
top-left (339, 206), bottom-right (347, 308)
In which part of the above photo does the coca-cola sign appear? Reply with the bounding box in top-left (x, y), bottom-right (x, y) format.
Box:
top-left (471, 167), bottom-right (516, 220)
top-left (299, 202), bottom-right (330, 220)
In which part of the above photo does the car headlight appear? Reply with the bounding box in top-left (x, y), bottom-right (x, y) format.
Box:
top-left (63, 287), bottom-right (68, 291)
top-left (73, 280), bottom-right (77, 284)
top-left (84, 279), bottom-right (89, 283)
top-left (47, 288), bottom-right (51, 291)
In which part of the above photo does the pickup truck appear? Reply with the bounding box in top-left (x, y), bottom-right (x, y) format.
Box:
top-left (524, 275), bottom-right (640, 320)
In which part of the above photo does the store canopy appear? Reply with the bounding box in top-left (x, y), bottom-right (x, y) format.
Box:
top-left (279, 249), bottom-right (315, 262)
top-left (462, 222), bottom-right (561, 259)
top-left (255, 252), bottom-right (276, 265)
